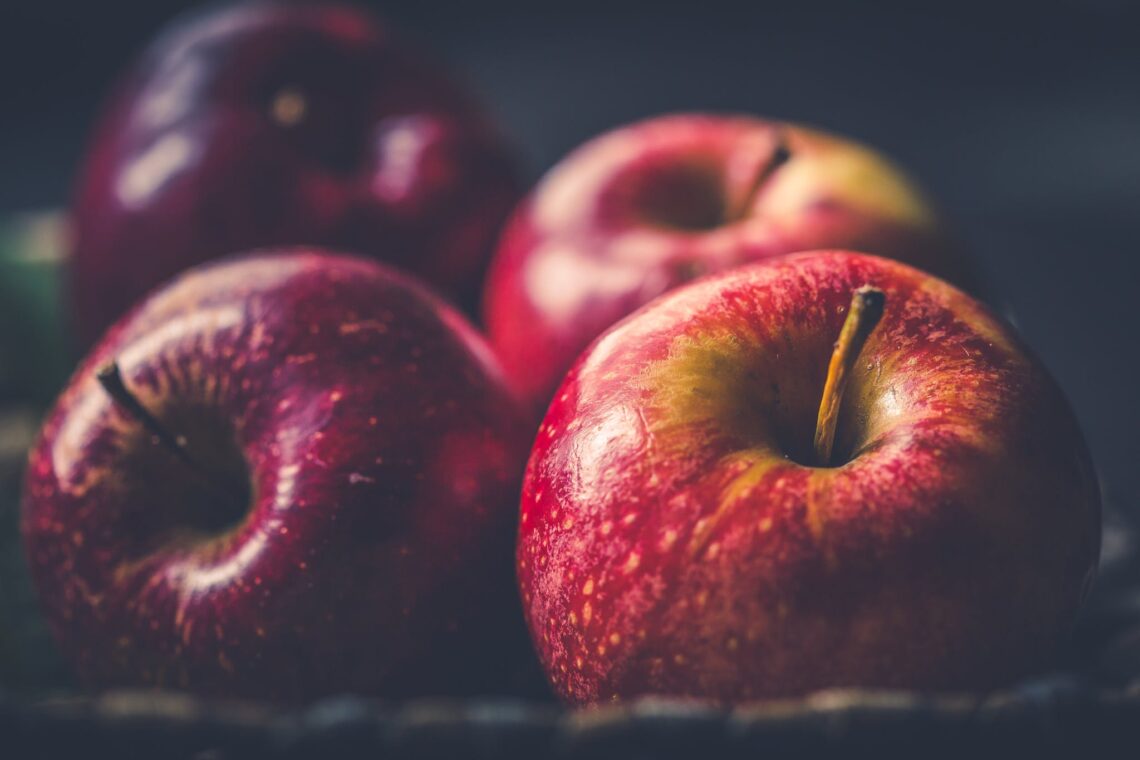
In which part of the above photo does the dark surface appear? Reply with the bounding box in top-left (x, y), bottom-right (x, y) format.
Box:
top-left (4, 684), bottom-right (1140, 758)
top-left (2, 0), bottom-right (1136, 519)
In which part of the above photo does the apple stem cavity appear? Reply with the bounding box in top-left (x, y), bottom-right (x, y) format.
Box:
top-left (813, 286), bottom-right (886, 466)
top-left (95, 360), bottom-right (248, 515)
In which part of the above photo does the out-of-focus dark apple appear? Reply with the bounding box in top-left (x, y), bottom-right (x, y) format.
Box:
top-left (70, 2), bottom-right (520, 348)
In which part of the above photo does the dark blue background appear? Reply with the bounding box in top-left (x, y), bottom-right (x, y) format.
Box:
top-left (2, 1), bottom-right (1137, 514)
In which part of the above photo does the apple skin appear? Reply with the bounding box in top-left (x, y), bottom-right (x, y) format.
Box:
top-left (518, 250), bottom-right (1099, 705)
top-left (70, 2), bottom-right (520, 349)
top-left (22, 250), bottom-right (533, 701)
top-left (484, 114), bottom-right (971, 411)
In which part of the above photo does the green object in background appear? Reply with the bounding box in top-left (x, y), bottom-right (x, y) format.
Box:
top-left (0, 214), bottom-right (74, 692)
top-left (0, 212), bottom-right (73, 407)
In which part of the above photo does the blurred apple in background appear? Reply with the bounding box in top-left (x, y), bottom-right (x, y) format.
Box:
top-left (519, 250), bottom-right (1097, 705)
top-left (23, 250), bottom-right (533, 701)
top-left (484, 114), bottom-right (971, 411)
top-left (69, 2), bottom-right (520, 349)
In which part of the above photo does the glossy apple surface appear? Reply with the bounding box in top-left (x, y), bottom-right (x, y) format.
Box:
top-left (70, 2), bottom-right (519, 348)
top-left (485, 114), bottom-right (970, 411)
top-left (23, 251), bottom-right (532, 700)
top-left (519, 250), bottom-right (1098, 705)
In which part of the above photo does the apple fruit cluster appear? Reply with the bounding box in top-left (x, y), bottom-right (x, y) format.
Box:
top-left (18, 1), bottom-right (1100, 708)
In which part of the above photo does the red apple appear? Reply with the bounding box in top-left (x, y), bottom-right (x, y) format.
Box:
top-left (518, 250), bottom-right (1099, 705)
top-left (484, 114), bottom-right (971, 411)
top-left (70, 2), bottom-right (520, 349)
top-left (22, 250), bottom-right (532, 701)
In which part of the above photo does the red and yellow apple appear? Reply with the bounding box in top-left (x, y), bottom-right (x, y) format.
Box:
top-left (69, 2), bottom-right (519, 348)
top-left (22, 251), bottom-right (532, 701)
top-left (484, 114), bottom-right (970, 411)
top-left (518, 250), bottom-right (1098, 704)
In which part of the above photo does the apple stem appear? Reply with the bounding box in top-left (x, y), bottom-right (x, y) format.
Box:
top-left (96, 361), bottom-right (247, 512)
top-left (813, 286), bottom-right (886, 466)
top-left (729, 133), bottom-right (792, 221)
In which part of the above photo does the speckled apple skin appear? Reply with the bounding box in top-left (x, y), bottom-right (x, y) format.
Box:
top-left (519, 250), bottom-right (1099, 705)
top-left (484, 114), bottom-right (970, 411)
top-left (70, 2), bottom-right (520, 348)
top-left (23, 251), bottom-right (533, 701)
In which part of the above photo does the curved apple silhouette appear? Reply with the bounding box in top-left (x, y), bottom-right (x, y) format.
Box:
top-left (518, 250), bottom-right (1098, 705)
top-left (22, 251), bottom-right (532, 700)
top-left (70, 2), bottom-right (520, 349)
top-left (484, 114), bottom-right (971, 411)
